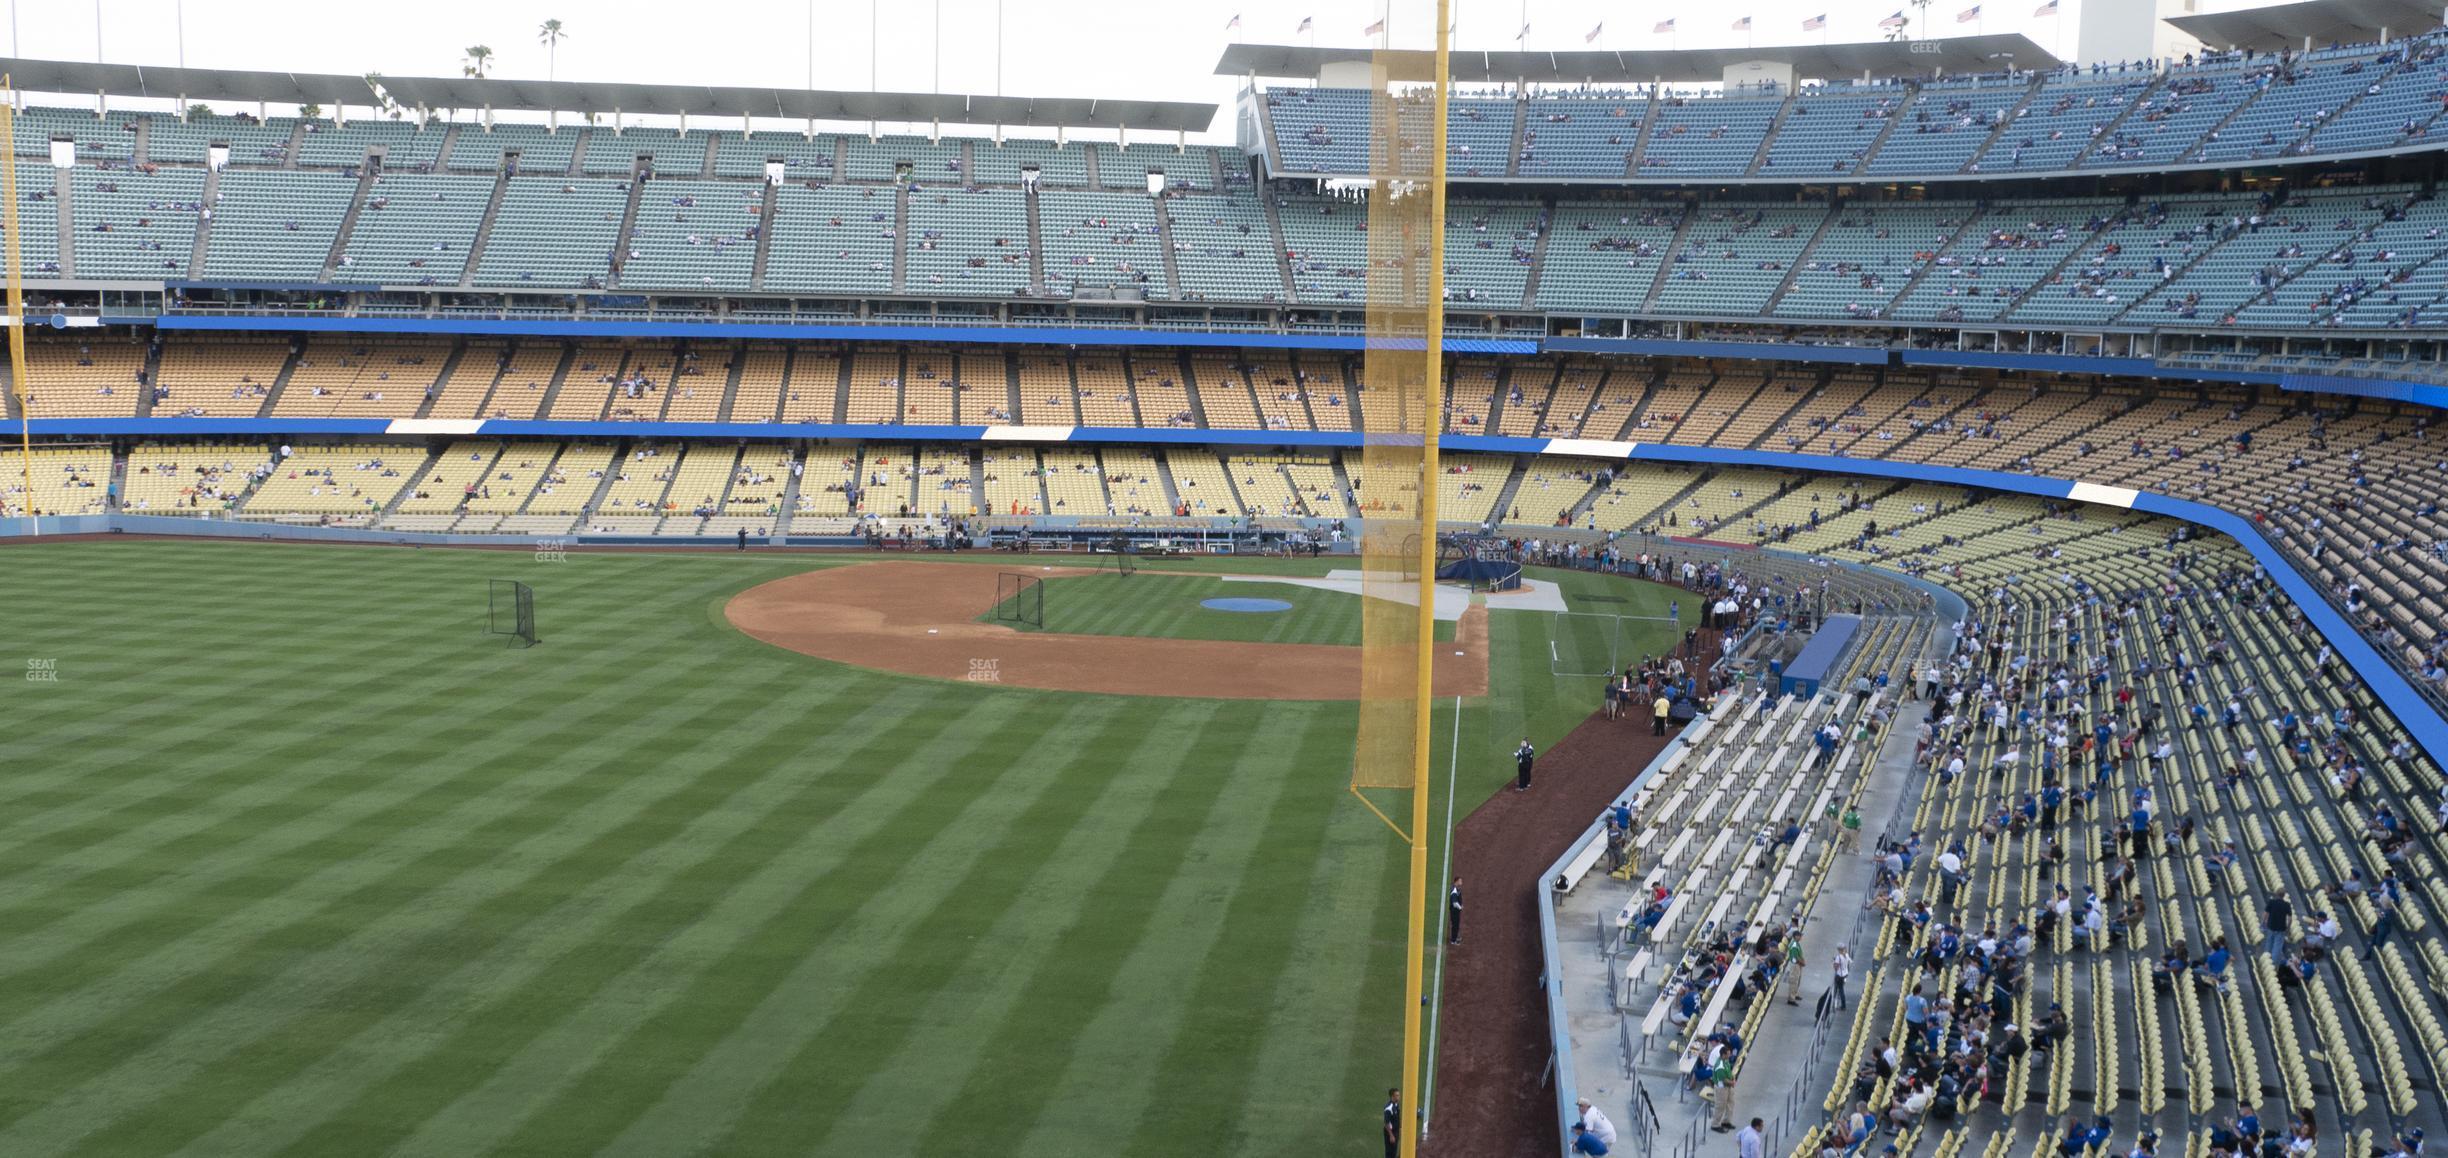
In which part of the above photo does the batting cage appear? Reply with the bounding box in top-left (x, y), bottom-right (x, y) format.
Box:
top-left (994, 572), bottom-right (1045, 629)
top-left (488, 579), bottom-right (538, 648)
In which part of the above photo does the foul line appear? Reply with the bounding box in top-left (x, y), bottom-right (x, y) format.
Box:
top-left (1420, 692), bottom-right (1463, 1139)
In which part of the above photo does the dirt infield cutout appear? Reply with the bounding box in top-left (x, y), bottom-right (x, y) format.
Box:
top-left (725, 560), bottom-right (1489, 700)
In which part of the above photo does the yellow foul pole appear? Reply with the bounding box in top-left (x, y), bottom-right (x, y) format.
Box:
top-left (1401, 5), bottom-right (1452, 1156)
top-left (2, 79), bottom-right (29, 528)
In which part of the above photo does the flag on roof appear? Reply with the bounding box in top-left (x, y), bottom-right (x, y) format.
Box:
top-left (1878, 10), bottom-right (1907, 27)
top-left (1585, 22), bottom-right (1604, 42)
top-left (1957, 5), bottom-right (1981, 21)
top-left (1732, 16), bottom-right (1752, 31)
top-left (1297, 16), bottom-right (1313, 32)
top-left (2033, 0), bottom-right (2058, 14)
top-left (1802, 14), bottom-right (1828, 30)
top-left (1225, 13), bottom-right (1241, 30)
top-left (1516, 21), bottom-right (1531, 38)
top-left (1364, 17), bottom-right (1385, 35)
top-left (1655, 17), bottom-right (1676, 33)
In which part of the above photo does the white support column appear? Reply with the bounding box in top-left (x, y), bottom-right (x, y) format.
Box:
top-left (178, 95), bottom-right (190, 122)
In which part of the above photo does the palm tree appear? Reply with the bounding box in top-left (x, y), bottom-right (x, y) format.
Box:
top-left (462, 45), bottom-right (494, 79)
top-left (538, 19), bottom-right (567, 81)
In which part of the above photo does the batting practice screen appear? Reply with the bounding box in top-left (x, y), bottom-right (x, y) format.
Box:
top-left (994, 572), bottom-right (1045, 629)
top-left (488, 579), bottom-right (537, 647)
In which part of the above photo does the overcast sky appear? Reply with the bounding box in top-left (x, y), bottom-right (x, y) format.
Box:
top-left (7, 0), bottom-right (2227, 140)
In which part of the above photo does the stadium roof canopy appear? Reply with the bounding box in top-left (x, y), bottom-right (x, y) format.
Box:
top-left (2164, 0), bottom-right (2445, 51)
top-left (0, 57), bottom-right (1219, 133)
top-left (1213, 35), bottom-right (2062, 84)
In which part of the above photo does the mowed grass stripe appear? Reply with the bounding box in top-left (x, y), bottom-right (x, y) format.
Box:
top-left (257, 693), bottom-right (1069, 1158)
top-left (0, 598), bottom-right (696, 933)
top-left (423, 698), bottom-right (1129, 1158)
top-left (130, 683), bottom-right (934, 1158)
top-left (0, 644), bottom-right (777, 1154)
top-left (1118, 706), bottom-right (1380, 1155)
top-left (1241, 773), bottom-right (1411, 1155)
top-left (0, 573), bottom-right (536, 827)
top-left (665, 700), bottom-right (1181, 1156)
top-left (0, 552), bottom-right (698, 827)
top-left (1001, 703), bottom-right (1352, 1157)
top-left (0, 563), bottom-right (750, 984)
top-left (820, 700), bottom-right (1243, 1150)
top-left (0, 645), bottom-right (717, 1016)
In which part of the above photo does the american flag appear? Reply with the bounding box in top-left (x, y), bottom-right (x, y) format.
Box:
top-left (1364, 18), bottom-right (1385, 35)
top-left (1297, 15), bottom-right (1312, 32)
top-left (2033, 0), bottom-right (2058, 14)
top-left (1732, 16), bottom-right (1752, 31)
top-left (1655, 17), bottom-right (1676, 33)
top-left (1225, 13), bottom-right (1241, 30)
top-left (1802, 13), bottom-right (1827, 29)
top-left (1877, 10), bottom-right (1907, 28)
top-left (1585, 22), bottom-right (1604, 43)
top-left (1515, 21), bottom-right (1531, 38)
top-left (1957, 5), bottom-right (1982, 21)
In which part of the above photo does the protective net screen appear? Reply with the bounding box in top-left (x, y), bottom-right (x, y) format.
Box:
top-left (1351, 32), bottom-right (1445, 794)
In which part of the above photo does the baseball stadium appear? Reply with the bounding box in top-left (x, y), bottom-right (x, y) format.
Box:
top-left (5, 0), bottom-right (2448, 1155)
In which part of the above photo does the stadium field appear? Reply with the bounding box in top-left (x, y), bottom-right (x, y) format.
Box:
top-left (0, 540), bottom-right (1685, 1156)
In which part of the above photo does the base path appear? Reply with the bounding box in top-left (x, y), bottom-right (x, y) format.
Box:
top-left (724, 560), bottom-right (1490, 700)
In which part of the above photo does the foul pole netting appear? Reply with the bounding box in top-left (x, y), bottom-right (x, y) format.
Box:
top-left (1343, 7), bottom-right (1452, 1157)
top-left (3, 80), bottom-right (30, 525)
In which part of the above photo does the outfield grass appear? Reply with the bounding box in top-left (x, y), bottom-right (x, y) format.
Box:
top-left (0, 542), bottom-right (1686, 1157)
top-left (983, 571), bottom-right (1456, 645)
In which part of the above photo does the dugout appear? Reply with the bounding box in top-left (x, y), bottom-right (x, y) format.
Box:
top-left (1777, 613), bottom-right (1861, 698)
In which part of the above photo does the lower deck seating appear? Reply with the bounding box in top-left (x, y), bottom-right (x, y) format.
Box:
top-left (241, 443), bottom-right (421, 521)
top-left (119, 443), bottom-right (268, 513)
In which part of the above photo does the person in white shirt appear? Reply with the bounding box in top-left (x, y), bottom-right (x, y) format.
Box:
top-left (1577, 1099), bottom-right (1618, 1148)
top-left (1831, 945), bottom-right (1852, 1009)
